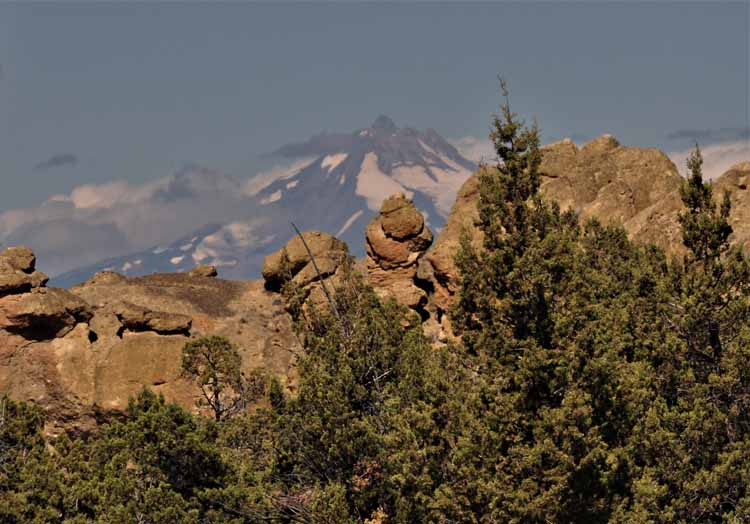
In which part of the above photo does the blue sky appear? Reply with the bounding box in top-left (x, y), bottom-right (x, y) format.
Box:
top-left (1, 1), bottom-right (748, 212)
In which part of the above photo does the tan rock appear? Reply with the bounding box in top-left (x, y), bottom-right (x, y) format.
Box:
top-left (0, 268), bottom-right (300, 435)
top-left (716, 162), bottom-right (750, 256)
top-left (187, 264), bottom-right (218, 278)
top-left (365, 220), bottom-right (414, 269)
top-left (368, 265), bottom-right (427, 310)
top-left (3, 246), bottom-right (37, 272)
top-left (292, 252), bottom-right (348, 288)
top-left (380, 192), bottom-right (425, 240)
top-left (365, 194), bottom-right (433, 314)
top-left (0, 287), bottom-right (92, 340)
top-left (262, 231), bottom-right (347, 290)
top-left (113, 301), bottom-right (192, 335)
top-left (426, 134), bottom-right (685, 315)
top-left (423, 173), bottom-right (482, 312)
top-left (366, 194), bottom-right (433, 270)
top-left (83, 271), bottom-right (128, 286)
top-left (0, 246), bottom-right (49, 296)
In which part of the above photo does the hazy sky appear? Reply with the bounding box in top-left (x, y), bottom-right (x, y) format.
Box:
top-left (1, 1), bottom-right (748, 212)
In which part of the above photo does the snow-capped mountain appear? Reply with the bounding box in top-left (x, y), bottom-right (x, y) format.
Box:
top-left (52, 117), bottom-right (476, 286)
top-left (254, 115), bottom-right (475, 237)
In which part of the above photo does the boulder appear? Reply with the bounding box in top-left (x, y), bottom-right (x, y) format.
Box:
top-left (365, 193), bottom-right (433, 270)
top-left (187, 264), bottom-right (218, 278)
top-left (82, 271), bottom-right (128, 287)
top-left (0, 246), bottom-right (49, 296)
top-left (3, 246), bottom-right (37, 272)
top-left (113, 301), bottom-right (192, 335)
top-left (291, 251), bottom-right (348, 288)
top-left (262, 231), bottom-right (348, 290)
top-left (365, 194), bottom-right (433, 314)
top-left (0, 287), bottom-right (92, 340)
top-left (380, 192), bottom-right (425, 240)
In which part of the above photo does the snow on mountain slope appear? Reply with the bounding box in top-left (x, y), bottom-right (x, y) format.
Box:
top-left (252, 115), bottom-right (476, 246)
top-left (54, 220), bottom-right (277, 287)
top-left (52, 117), bottom-right (476, 286)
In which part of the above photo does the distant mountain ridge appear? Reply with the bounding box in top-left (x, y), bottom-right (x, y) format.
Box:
top-left (52, 117), bottom-right (476, 286)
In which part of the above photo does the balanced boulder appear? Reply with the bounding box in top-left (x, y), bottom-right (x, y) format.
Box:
top-left (0, 246), bottom-right (49, 296)
top-left (365, 193), bottom-right (433, 311)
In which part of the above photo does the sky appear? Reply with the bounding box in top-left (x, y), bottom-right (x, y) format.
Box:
top-left (1, 1), bottom-right (748, 213)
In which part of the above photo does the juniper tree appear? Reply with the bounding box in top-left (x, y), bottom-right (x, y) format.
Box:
top-left (447, 82), bottom-right (677, 523)
top-left (672, 145), bottom-right (750, 368)
top-left (452, 79), bottom-right (567, 361)
top-left (623, 145), bottom-right (750, 523)
top-left (182, 336), bottom-right (261, 422)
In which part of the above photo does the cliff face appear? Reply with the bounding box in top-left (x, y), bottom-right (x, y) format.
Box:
top-left (424, 136), bottom-right (750, 320)
top-left (0, 258), bottom-right (298, 436)
top-left (1, 137), bottom-right (747, 434)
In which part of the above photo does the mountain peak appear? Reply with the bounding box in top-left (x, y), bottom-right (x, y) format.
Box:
top-left (371, 115), bottom-right (398, 133)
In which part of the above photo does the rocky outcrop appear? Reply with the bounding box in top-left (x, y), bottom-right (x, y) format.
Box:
top-left (540, 135), bottom-right (682, 227)
top-left (425, 135), bottom-right (689, 316)
top-left (0, 287), bottom-right (93, 341)
top-left (262, 231), bottom-right (348, 291)
top-left (187, 264), bottom-right (218, 278)
top-left (262, 197), bottom-right (435, 318)
top-left (262, 231), bottom-right (351, 314)
top-left (0, 137), bottom-right (746, 436)
top-left (365, 193), bottom-right (433, 315)
top-left (715, 162), bottom-right (750, 255)
top-left (113, 301), bottom-right (192, 336)
top-left (0, 251), bottom-right (299, 436)
top-left (0, 246), bottom-right (91, 341)
top-left (0, 246), bottom-right (50, 296)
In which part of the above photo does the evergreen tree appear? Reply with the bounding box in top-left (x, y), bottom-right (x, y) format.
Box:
top-left (672, 145), bottom-right (750, 368)
top-left (448, 82), bottom-right (675, 523)
top-left (4, 83), bottom-right (750, 524)
top-left (182, 336), bottom-right (262, 421)
top-left (678, 145), bottom-right (733, 266)
top-left (272, 262), bottom-right (464, 523)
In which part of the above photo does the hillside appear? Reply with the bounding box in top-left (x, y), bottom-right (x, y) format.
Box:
top-left (1, 137), bottom-right (748, 435)
top-left (49, 117), bottom-right (475, 287)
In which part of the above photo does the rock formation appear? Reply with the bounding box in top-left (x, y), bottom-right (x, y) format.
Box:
top-left (0, 135), bottom-right (747, 436)
top-left (712, 162), bottom-right (750, 254)
top-left (425, 134), bottom-right (690, 316)
top-left (261, 230), bottom-right (351, 313)
top-left (364, 193), bottom-right (433, 314)
top-left (0, 253), bottom-right (299, 436)
top-left (0, 246), bottom-right (49, 295)
top-left (262, 231), bottom-right (348, 291)
top-left (260, 196), bottom-right (435, 324)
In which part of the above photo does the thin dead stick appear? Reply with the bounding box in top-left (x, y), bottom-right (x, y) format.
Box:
top-left (291, 222), bottom-right (343, 323)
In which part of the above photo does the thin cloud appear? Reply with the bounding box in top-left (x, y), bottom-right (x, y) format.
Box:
top-left (668, 140), bottom-right (750, 180)
top-left (242, 157), bottom-right (316, 196)
top-left (449, 136), bottom-right (496, 164)
top-left (0, 166), bottom-right (271, 276)
top-left (34, 153), bottom-right (78, 171)
top-left (667, 127), bottom-right (750, 142)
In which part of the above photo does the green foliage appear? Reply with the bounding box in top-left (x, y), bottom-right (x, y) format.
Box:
top-left (678, 145), bottom-right (733, 266)
top-left (272, 265), bottom-right (462, 522)
top-left (446, 84), bottom-right (750, 523)
top-left (3, 85), bottom-right (750, 524)
top-left (670, 146), bottom-right (750, 372)
top-left (56, 389), bottom-right (226, 523)
top-left (182, 335), bottom-right (262, 421)
top-left (0, 396), bottom-right (64, 523)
